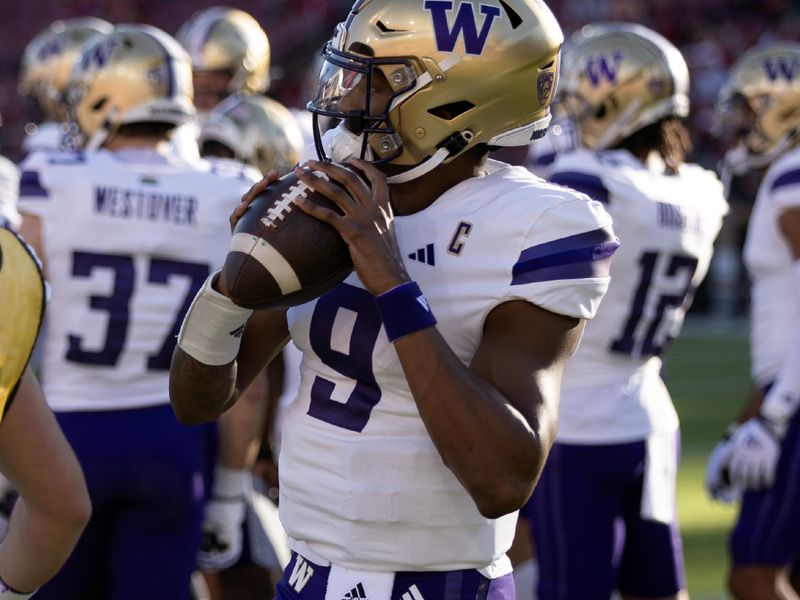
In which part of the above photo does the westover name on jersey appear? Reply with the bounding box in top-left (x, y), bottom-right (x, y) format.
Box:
top-left (94, 185), bottom-right (198, 225)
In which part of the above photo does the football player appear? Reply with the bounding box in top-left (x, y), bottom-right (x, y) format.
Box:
top-left (173, 7), bottom-right (271, 165)
top-left (176, 7), bottom-right (270, 116)
top-left (17, 25), bottom-right (258, 599)
top-left (18, 17), bottom-right (113, 154)
top-left (170, 1), bottom-right (618, 598)
top-left (519, 23), bottom-right (728, 600)
top-left (0, 227), bottom-right (91, 598)
top-left (199, 94), bottom-right (304, 177)
top-left (706, 43), bottom-right (800, 600)
top-left (197, 93), bottom-right (304, 599)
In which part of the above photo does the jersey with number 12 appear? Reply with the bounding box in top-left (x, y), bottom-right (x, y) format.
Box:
top-left (549, 148), bottom-right (727, 443)
top-left (17, 149), bottom-right (256, 411)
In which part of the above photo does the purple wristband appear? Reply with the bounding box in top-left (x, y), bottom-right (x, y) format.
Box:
top-left (374, 281), bottom-right (437, 342)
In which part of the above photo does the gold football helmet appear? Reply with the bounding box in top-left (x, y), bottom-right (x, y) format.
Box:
top-left (198, 94), bottom-right (304, 176)
top-left (176, 7), bottom-right (270, 96)
top-left (19, 17), bottom-right (114, 122)
top-left (717, 43), bottom-right (800, 172)
top-left (556, 22), bottom-right (689, 150)
top-left (67, 24), bottom-right (195, 150)
top-left (307, 0), bottom-right (563, 183)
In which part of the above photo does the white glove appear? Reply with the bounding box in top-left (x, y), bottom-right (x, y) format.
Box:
top-left (728, 417), bottom-right (783, 490)
top-left (197, 467), bottom-right (247, 571)
top-left (705, 425), bottom-right (740, 503)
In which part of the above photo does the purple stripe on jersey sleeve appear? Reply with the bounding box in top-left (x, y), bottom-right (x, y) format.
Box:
top-left (19, 171), bottom-right (48, 198)
top-left (550, 171), bottom-right (609, 204)
top-left (512, 227), bottom-right (619, 285)
top-left (771, 168), bottom-right (800, 191)
top-left (533, 152), bottom-right (556, 167)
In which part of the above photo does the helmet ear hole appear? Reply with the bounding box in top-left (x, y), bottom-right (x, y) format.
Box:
top-left (91, 97), bottom-right (108, 112)
top-left (594, 104), bottom-right (607, 120)
top-left (428, 101), bottom-right (475, 121)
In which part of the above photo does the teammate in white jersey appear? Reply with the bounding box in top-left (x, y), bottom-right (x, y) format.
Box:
top-left (17, 25), bottom-right (257, 599)
top-left (705, 43), bottom-right (800, 600)
top-left (0, 151), bottom-right (19, 231)
top-left (171, 6), bottom-right (272, 163)
top-left (198, 92), bottom-right (304, 598)
top-left (0, 228), bottom-right (90, 599)
top-left (518, 24), bottom-right (728, 600)
top-left (171, 1), bottom-right (618, 598)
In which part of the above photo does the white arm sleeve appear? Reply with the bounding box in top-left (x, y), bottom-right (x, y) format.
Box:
top-left (761, 259), bottom-right (800, 425)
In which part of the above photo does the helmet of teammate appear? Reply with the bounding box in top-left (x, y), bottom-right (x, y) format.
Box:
top-left (306, 0), bottom-right (563, 183)
top-left (717, 43), bottom-right (800, 173)
top-left (198, 94), bottom-right (304, 176)
top-left (19, 17), bottom-right (114, 122)
top-left (67, 24), bottom-right (195, 150)
top-left (556, 22), bottom-right (690, 151)
top-left (176, 7), bottom-right (270, 96)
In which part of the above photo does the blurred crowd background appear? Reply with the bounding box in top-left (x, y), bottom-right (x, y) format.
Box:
top-left (1, 0), bottom-right (799, 314)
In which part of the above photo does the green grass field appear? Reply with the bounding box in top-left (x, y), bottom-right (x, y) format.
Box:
top-left (666, 320), bottom-right (750, 599)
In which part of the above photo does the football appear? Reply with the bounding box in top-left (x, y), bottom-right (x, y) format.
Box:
top-left (220, 170), bottom-right (355, 309)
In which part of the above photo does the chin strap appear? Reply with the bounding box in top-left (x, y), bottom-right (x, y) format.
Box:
top-left (386, 147), bottom-right (451, 184)
top-left (386, 131), bottom-right (472, 185)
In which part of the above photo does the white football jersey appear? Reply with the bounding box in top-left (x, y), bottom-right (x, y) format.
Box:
top-left (21, 121), bottom-right (65, 154)
top-left (550, 148), bottom-right (727, 443)
top-left (18, 148), bottom-right (256, 412)
top-left (744, 145), bottom-right (800, 385)
top-left (0, 155), bottom-right (20, 230)
top-left (279, 160), bottom-right (616, 572)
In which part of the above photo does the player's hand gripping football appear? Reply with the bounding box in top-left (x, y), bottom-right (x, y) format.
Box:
top-left (229, 169), bottom-right (280, 232)
top-left (292, 159), bottom-right (410, 295)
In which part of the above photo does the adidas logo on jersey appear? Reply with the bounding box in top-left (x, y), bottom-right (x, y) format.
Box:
top-left (401, 584), bottom-right (426, 600)
top-left (408, 243), bottom-right (435, 266)
top-left (342, 582), bottom-right (367, 599)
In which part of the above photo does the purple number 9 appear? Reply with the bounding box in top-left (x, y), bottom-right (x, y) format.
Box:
top-left (307, 284), bottom-right (383, 432)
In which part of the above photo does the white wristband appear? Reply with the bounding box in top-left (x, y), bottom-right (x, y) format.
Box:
top-left (177, 271), bottom-right (253, 366)
top-left (212, 465), bottom-right (248, 500)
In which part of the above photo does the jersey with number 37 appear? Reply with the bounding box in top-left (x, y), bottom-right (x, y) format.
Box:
top-left (279, 160), bottom-right (617, 573)
top-left (17, 149), bottom-right (256, 412)
top-left (549, 148), bottom-right (728, 443)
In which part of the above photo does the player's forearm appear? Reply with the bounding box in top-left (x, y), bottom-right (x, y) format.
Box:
top-left (394, 331), bottom-right (548, 518)
top-left (217, 370), bottom-right (268, 470)
top-left (0, 497), bottom-right (86, 592)
top-left (169, 347), bottom-right (238, 425)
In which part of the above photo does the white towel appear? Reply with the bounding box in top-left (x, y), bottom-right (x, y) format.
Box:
top-left (640, 428), bottom-right (678, 523)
